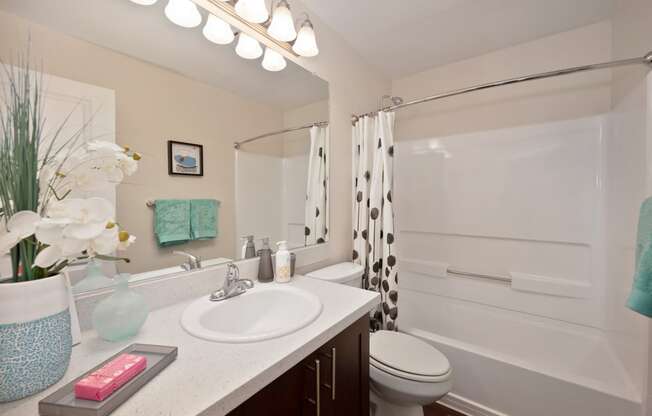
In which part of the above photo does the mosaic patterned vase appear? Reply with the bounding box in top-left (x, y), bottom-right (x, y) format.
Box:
top-left (0, 274), bottom-right (73, 402)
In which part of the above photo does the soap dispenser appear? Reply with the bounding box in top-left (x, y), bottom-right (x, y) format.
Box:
top-left (257, 237), bottom-right (274, 283)
top-left (275, 241), bottom-right (291, 283)
top-left (241, 235), bottom-right (256, 259)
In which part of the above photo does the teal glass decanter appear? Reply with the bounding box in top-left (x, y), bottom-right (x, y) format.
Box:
top-left (72, 259), bottom-right (113, 294)
top-left (92, 273), bottom-right (149, 342)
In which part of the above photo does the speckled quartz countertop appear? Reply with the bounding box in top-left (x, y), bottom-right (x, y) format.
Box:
top-left (0, 276), bottom-right (379, 416)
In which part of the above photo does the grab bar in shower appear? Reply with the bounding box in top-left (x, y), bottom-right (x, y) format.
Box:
top-left (446, 267), bottom-right (512, 284)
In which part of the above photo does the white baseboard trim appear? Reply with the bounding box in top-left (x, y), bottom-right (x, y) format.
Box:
top-left (439, 393), bottom-right (508, 416)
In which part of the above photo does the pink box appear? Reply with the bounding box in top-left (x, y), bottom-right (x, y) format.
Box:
top-left (74, 354), bottom-right (147, 401)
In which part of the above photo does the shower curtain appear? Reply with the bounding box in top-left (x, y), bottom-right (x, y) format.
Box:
top-left (352, 111), bottom-right (399, 330)
top-left (305, 125), bottom-right (329, 245)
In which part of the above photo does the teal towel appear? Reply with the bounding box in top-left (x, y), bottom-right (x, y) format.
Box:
top-left (627, 197), bottom-right (652, 317)
top-left (154, 199), bottom-right (191, 247)
top-left (190, 199), bottom-right (219, 240)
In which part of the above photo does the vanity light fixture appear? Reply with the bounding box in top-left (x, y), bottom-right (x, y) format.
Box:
top-left (267, 0), bottom-right (296, 42)
top-left (234, 0), bottom-right (269, 24)
top-left (293, 16), bottom-right (318, 57)
top-left (203, 14), bottom-right (235, 44)
top-left (165, 0), bottom-right (202, 28)
top-left (262, 47), bottom-right (287, 71)
top-left (129, 0), bottom-right (159, 5)
top-left (235, 33), bottom-right (263, 59)
top-left (133, 0), bottom-right (320, 72)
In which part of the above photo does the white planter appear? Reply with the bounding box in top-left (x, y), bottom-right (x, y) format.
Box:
top-left (0, 274), bottom-right (72, 402)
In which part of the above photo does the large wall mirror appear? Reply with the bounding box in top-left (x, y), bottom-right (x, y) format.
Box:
top-left (0, 0), bottom-right (329, 289)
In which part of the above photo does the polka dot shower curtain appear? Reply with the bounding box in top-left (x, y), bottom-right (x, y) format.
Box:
top-left (352, 111), bottom-right (399, 330)
top-left (305, 124), bottom-right (329, 246)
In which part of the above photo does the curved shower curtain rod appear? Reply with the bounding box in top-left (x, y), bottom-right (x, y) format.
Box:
top-left (351, 50), bottom-right (652, 124)
top-left (234, 121), bottom-right (329, 149)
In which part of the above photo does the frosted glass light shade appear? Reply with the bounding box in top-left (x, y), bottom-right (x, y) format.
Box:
top-left (203, 15), bottom-right (235, 44)
top-left (267, 1), bottom-right (296, 42)
top-left (164, 0), bottom-right (202, 28)
top-left (293, 20), bottom-right (319, 57)
top-left (235, 33), bottom-right (263, 59)
top-left (262, 48), bottom-right (287, 71)
top-left (235, 0), bottom-right (269, 24)
top-left (129, 0), bottom-right (158, 5)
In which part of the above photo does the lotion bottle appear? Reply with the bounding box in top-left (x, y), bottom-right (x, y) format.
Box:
top-left (275, 241), bottom-right (291, 283)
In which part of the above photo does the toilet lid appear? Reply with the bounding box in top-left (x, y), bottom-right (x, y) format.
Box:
top-left (370, 331), bottom-right (450, 380)
top-left (306, 262), bottom-right (364, 284)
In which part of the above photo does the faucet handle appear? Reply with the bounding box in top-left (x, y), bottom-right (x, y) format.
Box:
top-left (173, 250), bottom-right (201, 269)
top-left (226, 263), bottom-right (239, 281)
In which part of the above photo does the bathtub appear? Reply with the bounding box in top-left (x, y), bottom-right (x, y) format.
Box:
top-left (400, 288), bottom-right (642, 416)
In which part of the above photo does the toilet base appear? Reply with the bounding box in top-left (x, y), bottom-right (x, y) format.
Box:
top-left (370, 389), bottom-right (425, 416)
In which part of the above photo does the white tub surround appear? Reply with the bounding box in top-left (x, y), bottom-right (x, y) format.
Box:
top-left (394, 114), bottom-right (646, 416)
top-left (0, 274), bottom-right (379, 416)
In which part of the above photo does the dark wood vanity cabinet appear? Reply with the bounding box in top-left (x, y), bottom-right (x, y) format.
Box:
top-left (228, 316), bottom-right (370, 416)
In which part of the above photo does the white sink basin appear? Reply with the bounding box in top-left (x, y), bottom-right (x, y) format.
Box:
top-left (180, 283), bottom-right (323, 343)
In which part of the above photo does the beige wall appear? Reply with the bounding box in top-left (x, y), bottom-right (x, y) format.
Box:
top-left (391, 21), bottom-right (613, 140)
top-left (282, 99), bottom-right (329, 157)
top-left (0, 10), bottom-right (286, 274)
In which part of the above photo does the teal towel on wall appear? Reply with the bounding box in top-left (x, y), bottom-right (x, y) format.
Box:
top-left (190, 199), bottom-right (219, 240)
top-left (627, 197), bottom-right (652, 317)
top-left (154, 199), bottom-right (191, 247)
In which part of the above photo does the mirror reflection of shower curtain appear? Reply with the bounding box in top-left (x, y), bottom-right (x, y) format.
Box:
top-left (305, 125), bottom-right (329, 245)
top-left (352, 111), bottom-right (399, 331)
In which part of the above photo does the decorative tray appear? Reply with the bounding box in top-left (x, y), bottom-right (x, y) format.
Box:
top-left (39, 343), bottom-right (177, 416)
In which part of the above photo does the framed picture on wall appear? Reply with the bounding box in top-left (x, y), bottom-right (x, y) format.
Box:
top-left (168, 140), bottom-right (204, 176)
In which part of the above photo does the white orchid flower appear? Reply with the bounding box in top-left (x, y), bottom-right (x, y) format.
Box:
top-left (89, 226), bottom-right (119, 255)
top-left (117, 152), bottom-right (138, 176)
top-left (47, 197), bottom-right (114, 239)
top-left (117, 231), bottom-right (136, 251)
top-left (0, 211), bottom-right (41, 254)
top-left (34, 246), bottom-right (64, 268)
top-left (87, 141), bottom-right (125, 153)
top-left (34, 197), bottom-right (115, 267)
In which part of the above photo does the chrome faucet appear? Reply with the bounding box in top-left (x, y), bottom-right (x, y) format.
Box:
top-left (209, 263), bottom-right (254, 302)
top-left (173, 250), bottom-right (202, 271)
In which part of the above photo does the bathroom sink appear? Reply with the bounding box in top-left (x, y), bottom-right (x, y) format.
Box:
top-left (180, 284), bottom-right (323, 343)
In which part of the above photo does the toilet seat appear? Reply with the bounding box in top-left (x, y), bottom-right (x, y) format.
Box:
top-left (370, 331), bottom-right (451, 383)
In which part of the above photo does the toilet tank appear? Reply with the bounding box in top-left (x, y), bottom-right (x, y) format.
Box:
top-left (305, 262), bottom-right (364, 288)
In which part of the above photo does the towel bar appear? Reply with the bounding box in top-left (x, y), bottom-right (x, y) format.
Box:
top-left (447, 268), bottom-right (512, 284)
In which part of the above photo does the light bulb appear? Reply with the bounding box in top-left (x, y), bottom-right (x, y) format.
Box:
top-left (292, 19), bottom-right (319, 57)
top-left (203, 15), bottom-right (235, 45)
top-left (129, 0), bottom-right (158, 5)
top-left (267, 0), bottom-right (296, 42)
top-left (262, 48), bottom-right (287, 71)
top-left (235, 33), bottom-right (263, 59)
top-left (164, 0), bottom-right (202, 28)
top-left (235, 0), bottom-right (269, 24)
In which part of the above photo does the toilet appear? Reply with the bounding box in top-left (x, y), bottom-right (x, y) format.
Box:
top-left (306, 262), bottom-right (453, 416)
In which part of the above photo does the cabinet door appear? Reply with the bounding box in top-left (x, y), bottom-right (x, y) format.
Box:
top-left (227, 316), bottom-right (370, 416)
top-left (303, 316), bottom-right (370, 416)
top-left (331, 317), bottom-right (370, 416)
top-left (231, 365), bottom-right (304, 416)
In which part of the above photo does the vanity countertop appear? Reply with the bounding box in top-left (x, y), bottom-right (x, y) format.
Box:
top-left (0, 276), bottom-right (379, 416)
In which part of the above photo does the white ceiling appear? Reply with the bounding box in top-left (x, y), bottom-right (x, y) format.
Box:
top-left (0, 0), bottom-right (328, 110)
top-left (302, 0), bottom-right (615, 78)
